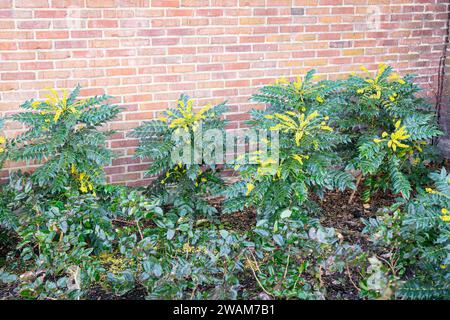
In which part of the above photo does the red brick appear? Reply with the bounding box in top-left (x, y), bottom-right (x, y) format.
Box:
top-left (15, 0), bottom-right (49, 7)
top-left (0, 0), bottom-right (447, 184)
top-left (152, 0), bottom-right (179, 6)
top-left (88, 20), bottom-right (118, 28)
top-left (36, 31), bottom-right (69, 39)
top-left (21, 62), bottom-right (53, 70)
top-left (152, 38), bottom-right (179, 46)
top-left (2, 72), bottom-right (35, 80)
top-left (35, 10), bottom-right (67, 18)
top-left (18, 21), bottom-right (50, 29)
top-left (19, 41), bottom-right (52, 50)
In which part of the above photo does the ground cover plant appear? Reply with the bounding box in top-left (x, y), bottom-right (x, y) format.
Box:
top-left (0, 65), bottom-right (449, 300)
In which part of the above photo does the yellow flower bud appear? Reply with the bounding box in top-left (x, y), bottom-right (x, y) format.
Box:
top-left (31, 101), bottom-right (40, 109)
top-left (246, 183), bottom-right (255, 196)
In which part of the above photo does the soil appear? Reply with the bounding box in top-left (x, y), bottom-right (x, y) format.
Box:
top-left (86, 285), bottom-right (147, 300)
top-left (316, 190), bottom-right (394, 245)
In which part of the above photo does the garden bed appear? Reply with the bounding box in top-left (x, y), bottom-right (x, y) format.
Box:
top-left (0, 184), bottom-right (432, 300)
top-left (0, 66), bottom-right (449, 300)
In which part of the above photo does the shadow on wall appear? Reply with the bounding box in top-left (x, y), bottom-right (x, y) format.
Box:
top-left (438, 20), bottom-right (450, 159)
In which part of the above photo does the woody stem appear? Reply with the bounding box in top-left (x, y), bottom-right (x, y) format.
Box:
top-left (348, 173), bottom-right (363, 204)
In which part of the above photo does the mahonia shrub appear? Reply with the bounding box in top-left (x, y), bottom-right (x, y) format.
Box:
top-left (6, 86), bottom-right (121, 195)
top-left (132, 94), bottom-right (228, 217)
top-left (224, 71), bottom-right (355, 219)
top-left (0, 118), bottom-right (7, 168)
top-left (341, 64), bottom-right (442, 201)
top-left (362, 168), bottom-right (450, 299)
top-left (250, 70), bottom-right (344, 114)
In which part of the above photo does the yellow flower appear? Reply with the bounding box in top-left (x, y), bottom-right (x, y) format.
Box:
top-left (276, 77), bottom-right (288, 85)
top-left (167, 99), bottom-right (211, 131)
top-left (441, 215), bottom-right (450, 222)
top-left (387, 120), bottom-right (410, 152)
top-left (41, 88), bottom-right (82, 124)
top-left (369, 90), bottom-right (381, 100)
top-left (357, 88), bottom-right (364, 94)
top-left (388, 72), bottom-right (405, 85)
top-left (316, 95), bottom-right (324, 103)
top-left (31, 100), bottom-right (41, 108)
top-left (373, 121), bottom-right (409, 152)
top-left (0, 135), bottom-right (7, 154)
top-left (442, 208), bottom-right (448, 215)
top-left (269, 110), bottom-right (322, 146)
top-left (425, 188), bottom-right (434, 193)
top-left (291, 154), bottom-right (308, 165)
top-left (182, 243), bottom-right (194, 254)
top-left (360, 65), bottom-right (369, 73)
top-left (293, 76), bottom-right (302, 90)
top-left (246, 183), bottom-right (255, 196)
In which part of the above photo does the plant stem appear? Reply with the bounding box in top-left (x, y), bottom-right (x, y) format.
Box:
top-left (348, 173), bottom-right (363, 204)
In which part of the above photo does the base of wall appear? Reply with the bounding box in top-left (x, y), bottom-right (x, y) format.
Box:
top-left (438, 136), bottom-right (450, 159)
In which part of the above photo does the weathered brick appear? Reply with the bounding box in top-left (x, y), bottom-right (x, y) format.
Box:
top-left (291, 8), bottom-right (305, 16)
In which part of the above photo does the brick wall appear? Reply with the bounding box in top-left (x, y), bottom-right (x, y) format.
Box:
top-left (0, 0), bottom-right (449, 185)
top-left (438, 13), bottom-right (449, 158)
